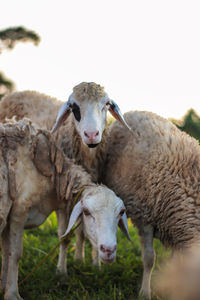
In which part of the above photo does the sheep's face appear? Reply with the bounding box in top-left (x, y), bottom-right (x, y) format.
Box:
top-left (72, 97), bottom-right (107, 147)
top-left (82, 188), bottom-right (125, 263)
top-left (63, 186), bottom-right (131, 264)
top-left (51, 82), bottom-right (131, 147)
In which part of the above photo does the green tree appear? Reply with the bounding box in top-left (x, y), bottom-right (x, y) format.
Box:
top-left (172, 109), bottom-right (200, 140)
top-left (0, 26), bottom-right (40, 99)
top-left (0, 26), bottom-right (40, 52)
top-left (0, 72), bottom-right (15, 98)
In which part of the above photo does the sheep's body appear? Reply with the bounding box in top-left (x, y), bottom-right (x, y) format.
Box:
top-left (0, 87), bottom-right (108, 181)
top-left (0, 119), bottom-right (129, 300)
top-left (104, 110), bottom-right (200, 298)
top-left (154, 246), bottom-right (200, 300)
top-left (0, 90), bottom-right (61, 130)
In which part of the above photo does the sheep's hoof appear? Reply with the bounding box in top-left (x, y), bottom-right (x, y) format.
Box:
top-left (0, 279), bottom-right (5, 292)
top-left (92, 261), bottom-right (101, 270)
top-left (56, 270), bottom-right (68, 283)
top-left (56, 266), bottom-right (67, 275)
top-left (4, 292), bottom-right (23, 300)
top-left (74, 254), bottom-right (85, 262)
top-left (139, 289), bottom-right (151, 300)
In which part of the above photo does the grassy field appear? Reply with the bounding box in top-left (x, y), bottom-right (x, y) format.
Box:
top-left (0, 213), bottom-right (170, 300)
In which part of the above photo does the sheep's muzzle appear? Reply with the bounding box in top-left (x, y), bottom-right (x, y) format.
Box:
top-left (87, 143), bottom-right (100, 148)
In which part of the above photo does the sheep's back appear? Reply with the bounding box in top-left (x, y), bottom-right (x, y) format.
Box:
top-left (105, 110), bottom-right (200, 248)
top-left (0, 91), bottom-right (62, 130)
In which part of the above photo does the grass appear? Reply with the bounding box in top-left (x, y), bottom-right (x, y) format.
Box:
top-left (0, 213), bottom-right (170, 300)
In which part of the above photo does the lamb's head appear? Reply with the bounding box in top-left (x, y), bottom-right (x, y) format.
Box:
top-left (51, 82), bottom-right (131, 148)
top-left (62, 185), bottom-right (131, 263)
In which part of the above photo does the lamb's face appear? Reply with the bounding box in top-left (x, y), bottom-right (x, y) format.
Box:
top-left (82, 188), bottom-right (127, 263)
top-left (51, 82), bottom-right (131, 147)
top-left (62, 186), bottom-right (131, 264)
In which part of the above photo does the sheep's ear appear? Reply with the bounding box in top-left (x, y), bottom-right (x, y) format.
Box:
top-left (107, 100), bottom-right (131, 131)
top-left (51, 101), bottom-right (72, 133)
top-left (118, 212), bottom-right (133, 242)
top-left (61, 201), bottom-right (82, 238)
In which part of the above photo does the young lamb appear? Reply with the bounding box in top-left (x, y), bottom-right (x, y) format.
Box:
top-left (0, 119), bottom-right (131, 300)
top-left (103, 110), bottom-right (200, 299)
top-left (0, 82), bottom-right (131, 269)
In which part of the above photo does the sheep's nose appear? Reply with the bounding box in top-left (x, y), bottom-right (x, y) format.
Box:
top-left (100, 244), bottom-right (117, 257)
top-left (84, 130), bottom-right (99, 141)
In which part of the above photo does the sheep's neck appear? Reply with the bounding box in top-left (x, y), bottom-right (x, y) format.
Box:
top-left (58, 120), bottom-right (108, 183)
top-left (54, 145), bottom-right (93, 202)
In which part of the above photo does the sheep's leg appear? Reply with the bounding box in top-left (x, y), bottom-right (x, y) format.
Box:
top-left (139, 224), bottom-right (155, 300)
top-left (74, 220), bottom-right (100, 267)
top-left (4, 209), bottom-right (27, 300)
top-left (56, 209), bottom-right (69, 275)
top-left (74, 221), bottom-right (85, 261)
top-left (92, 247), bottom-right (101, 268)
top-left (0, 152), bottom-right (12, 235)
top-left (0, 224), bottom-right (10, 291)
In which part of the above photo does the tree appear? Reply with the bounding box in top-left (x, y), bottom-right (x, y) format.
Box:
top-left (0, 26), bottom-right (40, 52)
top-left (0, 26), bottom-right (40, 98)
top-left (0, 72), bottom-right (15, 98)
top-left (172, 109), bottom-right (200, 140)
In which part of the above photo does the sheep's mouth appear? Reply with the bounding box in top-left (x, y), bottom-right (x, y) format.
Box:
top-left (101, 258), bottom-right (115, 264)
top-left (87, 143), bottom-right (99, 148)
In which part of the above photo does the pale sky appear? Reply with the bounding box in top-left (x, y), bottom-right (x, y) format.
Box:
top-left (0, 0), bottom-right (200, 119)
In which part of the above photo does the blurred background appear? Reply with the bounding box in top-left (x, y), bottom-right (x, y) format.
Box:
top-left (0, 0), bottom-right (200, 134)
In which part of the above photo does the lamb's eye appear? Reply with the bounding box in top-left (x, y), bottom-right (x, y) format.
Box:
top-left (83, 208), bottom-right (91, 216)
top-left (119, 209), bottom-right (125, 217)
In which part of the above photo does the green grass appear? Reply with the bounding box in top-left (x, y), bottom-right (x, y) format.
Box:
top-left (0, 213), bottom-right (170, 300)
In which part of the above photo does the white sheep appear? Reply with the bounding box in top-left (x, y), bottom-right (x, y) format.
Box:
top-left (103, 110), bottom-right (200, 299)
top-left (0, 119), bottom-right (131, 300)
top-left (0, 82), bottom-right (131, 269)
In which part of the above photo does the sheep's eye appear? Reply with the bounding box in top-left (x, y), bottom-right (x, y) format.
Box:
top-left (83, 208), bottom-right (91, 216)
top-left (72, 103), bottom-right (81, 122)
top-left (105, 101), bottom-right (110, 108)
top-left (119, 209), bottom-right (125, 217)
top-left (102, 101), bottom-right (110, 111)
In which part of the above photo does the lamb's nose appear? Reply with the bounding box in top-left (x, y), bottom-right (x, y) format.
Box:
top-left (100, 244), bottom-right (117, 257)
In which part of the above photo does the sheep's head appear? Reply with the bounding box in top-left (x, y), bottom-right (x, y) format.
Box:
top-left (51, 82), bottom-right (131, 148)
top-left (62, 186), bottom-right (131, 263)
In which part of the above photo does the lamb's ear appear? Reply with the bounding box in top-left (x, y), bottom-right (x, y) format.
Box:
top-left (118, 212), bottom-right (133, 242)
top-left (51, 100), bottom-right (72, 133)
top-left (107, 100), bottom-right (131, 131)
top-left (61, 201), bottom-right (82, 238)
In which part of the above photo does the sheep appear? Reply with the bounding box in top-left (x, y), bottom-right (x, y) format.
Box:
top-left (103, 110), bottom-right (200, 299)
top-left (153, 246), bottom-right (200, 300)
top-left (0, 82), bottom-right (130, 182)
top-left (0, 82), bottom-right (131, 270)
top-left (0, 119), bottom-right (131, 300)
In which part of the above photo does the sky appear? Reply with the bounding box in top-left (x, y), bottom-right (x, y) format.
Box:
top-left (0, 0), bottom-right (200, 119)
